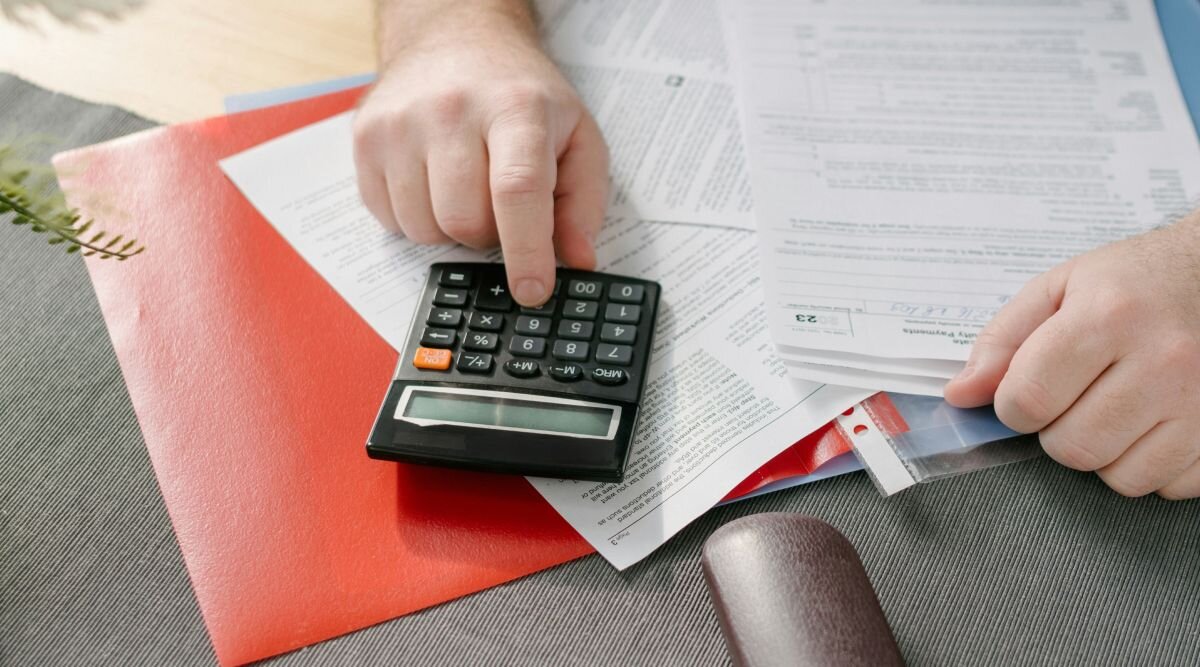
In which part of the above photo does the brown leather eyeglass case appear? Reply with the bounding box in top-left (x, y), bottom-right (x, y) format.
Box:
top-left (701, 513), bottom-right (904, 667)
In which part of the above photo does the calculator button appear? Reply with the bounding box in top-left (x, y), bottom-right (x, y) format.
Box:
top-left (553, 278), bottom-right (563, 294)
top-left (519, 299), bottom-right (556, 316)
top-left (420, 327), bottom-right (457, 348)
top-left (457, 352), bottom-right (494, 374)
top-left (599, 323), bottom-right (637, 344)
top-left (438, 268), bottom-right (472, 288)
top-left (509, 335), bottom-right (546, 357)
top-left (433, 287), bottom-right (468, 307)
top-left (595, 343), bottom-right (633, 366)
top-left (462, 332), bottom-right (499, 351)
top-left (563, 299), bottom-right (599, 320)
top-left (552, 340), bottom-right (590, 361)
top-left (468, 312), bottom-right (504, 332)
top-left (413, 347), bottom-right (452, 371)
top-left (548, 363), bottom-right (584, 382)
top-left (504, 359), bottom-right (541, 379)
top-left (475, 275), bottom-right (514, 312)
top-left (427, 307), bottom-right (463, 327)
top-left (608, 283), bottom-right (644, 304)
top-left (558, 320), bottom-right (594, 340)
top-left (591, 367), bottom-right (628, 386)
top-left (515, 316), bottom-right (552, 336)
top-left (604, 303), bottom-right (641, 324)
top-left (567, 279), bottom-right (602, 300)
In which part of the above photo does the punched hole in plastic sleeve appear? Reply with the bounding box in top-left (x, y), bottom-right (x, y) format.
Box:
top-left (836, 405), bottom-right (917, 496)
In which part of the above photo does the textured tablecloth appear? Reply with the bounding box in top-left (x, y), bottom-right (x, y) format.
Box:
top-left (2, 73), bottom-right (1198, 666)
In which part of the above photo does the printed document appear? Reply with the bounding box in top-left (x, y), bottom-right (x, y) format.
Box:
top-left (536, 0), bottom-right (755, 229)
top-left (220, 112), bottom-right (870, 569)
top-left (727, 0), bottom-right (1200, 388)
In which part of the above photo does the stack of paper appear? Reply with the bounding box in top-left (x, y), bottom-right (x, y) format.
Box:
top-left (723, 0), bottom-right (1200, 396)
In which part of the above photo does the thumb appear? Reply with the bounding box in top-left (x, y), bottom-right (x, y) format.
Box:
top-left (553, 113), bottom-right (609, 270)
top-left (944, 264), bottom-right (1069, 407)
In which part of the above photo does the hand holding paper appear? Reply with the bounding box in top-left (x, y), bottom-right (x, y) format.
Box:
top-left (946, 213), bottom-right (1200, 500)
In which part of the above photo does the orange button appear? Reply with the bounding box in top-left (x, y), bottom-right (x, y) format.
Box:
top-left (413, 347), bottom-right (452, 370)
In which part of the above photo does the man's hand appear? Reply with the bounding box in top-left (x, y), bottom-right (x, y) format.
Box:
top-left (945, 214), bottom-right (1200, 500)
top-left (353, 2), bottom-right (609, 306)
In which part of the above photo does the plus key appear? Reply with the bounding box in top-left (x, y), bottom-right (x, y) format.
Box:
top-left (474, 274), bottom-right (514, 312)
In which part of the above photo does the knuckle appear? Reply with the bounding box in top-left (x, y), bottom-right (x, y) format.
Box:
top-left (492, 164), bottom-right (549, 198)
top-left (1157, 485), bottom-right (1194, 501)
top-left (1039, 430), bottom-right (1103, 471)
top-left (429, 89), bottom-right (470, 128)
top-left (398, 221), bottom-right (446, 245)
top-left (1159, 336), bottom-right (1200, 375)
top-left (1098, 468), bottom-right (1155, 498)
top-left (437, 213), bottom-right (492, 246)
top-left (495, 84), bottom-right (551, 120)
top-left (1093, 287), bottom-right (1139, 325)
top-left (995, 375), bottom-right (1057, 432)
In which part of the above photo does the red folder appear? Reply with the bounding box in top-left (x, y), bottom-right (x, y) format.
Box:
top-left (53, 88), bottom-right (854, 665)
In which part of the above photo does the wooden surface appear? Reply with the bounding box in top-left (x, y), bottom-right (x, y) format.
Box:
top-left (0, 0), bottom-right (376, 123)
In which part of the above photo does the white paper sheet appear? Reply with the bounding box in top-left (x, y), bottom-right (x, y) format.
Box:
top-left (536, 0), bottom-right (755, 229)
top-left (727, 0), bottom-right (1200, 372)
top-left (219, 112), bottom-right (870, 569)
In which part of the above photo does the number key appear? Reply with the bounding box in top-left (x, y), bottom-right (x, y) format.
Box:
top-left (563, 299), bottom-right (599, 320)
top-left (520, 299), bottom-right (556, 316)
top-left (567, 280), bottom-right (602, 300)
top-left (509, 335), bottom-right (546, 358)
top-left (558, 320), bottom-right (594, 340)
top-left (600, 323), bottom-right (636, 344)
top-left (515, 316), bottom-right (551, 336)
top-left (608, 283), bottom-right (644, 303)
top-left (595, 343), bottom-right (633, 366)
top-left (604, 303), bottom-right (640, 324)
top-left (463, 332), bottom-right (499, 351)
top-left (552, 340), bottom-right (589, 361)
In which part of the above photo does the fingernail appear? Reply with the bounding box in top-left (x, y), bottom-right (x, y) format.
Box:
top-left (515, 279), bottom-right (546, 305)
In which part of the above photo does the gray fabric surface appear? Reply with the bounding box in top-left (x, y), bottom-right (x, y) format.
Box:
top-left (2, 72), bottom-right (1198, 666)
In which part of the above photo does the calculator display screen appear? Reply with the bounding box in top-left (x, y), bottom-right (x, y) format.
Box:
top-left (400, 389), bottom-right (616, 438)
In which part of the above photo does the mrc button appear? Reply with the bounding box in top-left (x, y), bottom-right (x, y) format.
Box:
top-left (591, 367), bottom-right (627, 386)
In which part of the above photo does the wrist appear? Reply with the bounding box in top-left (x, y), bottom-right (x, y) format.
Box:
top-left (378, 1), bottom-right (538, 66)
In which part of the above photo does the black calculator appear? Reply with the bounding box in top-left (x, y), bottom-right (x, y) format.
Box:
top-left (367, 263), bottom-right (660, 482)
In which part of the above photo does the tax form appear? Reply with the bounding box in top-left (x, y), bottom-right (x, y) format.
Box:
top-left (219, 112), bottom-right (870, 569)
top-left (726, 0), bottom-right (1200, 391)
top-left (536, 0), bottom-right (755, 228)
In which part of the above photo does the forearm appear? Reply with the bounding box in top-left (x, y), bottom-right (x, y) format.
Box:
top-left (376, 0), bottom-right (537, 65)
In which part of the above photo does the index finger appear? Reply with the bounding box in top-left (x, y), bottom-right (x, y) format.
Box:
top-left (487, 118), bottom-right (557, 307)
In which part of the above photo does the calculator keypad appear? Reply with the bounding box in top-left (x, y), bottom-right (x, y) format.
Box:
top-left (510, 335), bottom-right (546, 357)
top-left (558, 320), bottom-right (593, 340)
top-left (563, 300), bottom-right (598, 320)
top-left (552, 340), bottom-right (589, 362)
top-left (410, 265), bottom-right (654, 393)
top-left (427, 307), bottom-right (463, 327)
top-left (468, 312), bottom-right (504, 332)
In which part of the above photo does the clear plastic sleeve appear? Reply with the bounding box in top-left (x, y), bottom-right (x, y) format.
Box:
top-left (836, 393), bottom-right (1042, 496)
